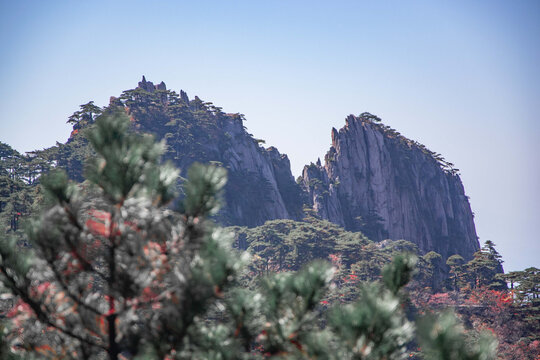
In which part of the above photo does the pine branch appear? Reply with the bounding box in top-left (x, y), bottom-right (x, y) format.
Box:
top-left (106, 205), bottom-right (119, 360)
top-left (41, 247), bottom-right (103, 317)
top-left (0, 264), bottom-right (106, 350)
top-left (62, 205), bottom-right (108, 280)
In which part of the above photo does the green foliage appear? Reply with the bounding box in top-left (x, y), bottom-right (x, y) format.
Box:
top-left (465, 241), bottom-right (505, 290)
top-left (417, 311), bottom-right (497, 360)
top-left (423, 251), bottom-right (444, 290)
top-left (355, 211), bottom-right (387, 240)
top-left (40, 168), bottom-right (73, 203)
top-left (423, 251), bottom-right (442, 266)
top-left (0, 142), bottom-right (51, 235)
top-left (330, 257), bottom-right (416, 360)
top-left (0, 235), bottom-right (32, 280)
top-left (230, 218), bottom-right (373, 273)
top-left (182, 163), bottom-right (226, 217)
top-left (500, 267), bottom-right (540, 342)
top-left (382, 253), bottom-right (417, 295)
top-left (67, 101), bottom-right (102, 126)
top-left (446, 255), bottom-right (466, 291)
top-left (444, 241), bottom-right (506, 292)
top-left (257, 262), bottom-right (334, 357)
top-left (358, 112), bottom-right (382, 123)
top-left (87, 108), bottom-right (179, 205)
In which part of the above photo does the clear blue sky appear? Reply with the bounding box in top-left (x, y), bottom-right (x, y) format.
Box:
top-left (1, 0), bottom-right (538, 272)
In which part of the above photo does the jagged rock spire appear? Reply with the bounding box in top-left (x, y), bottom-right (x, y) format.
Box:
top-left (137, 76), bottom-right (167, 93)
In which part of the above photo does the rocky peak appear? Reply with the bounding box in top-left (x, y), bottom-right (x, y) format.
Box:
top-left (137, 76), bottom-right (167, 92)
top-left (126, 78), bottom-right (303, 226)
top-left (301, 113), bottom-right (479, 260)
top-left (180, 90), bottom-right (189, 104)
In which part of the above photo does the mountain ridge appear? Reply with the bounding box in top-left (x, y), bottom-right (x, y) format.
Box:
top-left (2, 77), bottom-right (479, 260)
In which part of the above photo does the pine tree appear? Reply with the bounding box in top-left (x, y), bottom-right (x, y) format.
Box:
top-left (446, 254), bottom-right (467, 291)
top-left (508, 267), bottom-right (540, 342)
top-left (423, 251), bottom-right (443, 291)
top-left (466, 241), bottom-right (505, 290)
top-left (0, 109), bottom-right (243, 359)
top-left (67, 102), bottom-right (103, 128)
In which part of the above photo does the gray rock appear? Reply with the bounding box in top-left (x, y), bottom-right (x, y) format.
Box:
top-left (300, 113), bottom-right (479, 260)
top-left (180, 90), bottom-right (189, 104)
top-left (137, 76), bottom-right (167, 92)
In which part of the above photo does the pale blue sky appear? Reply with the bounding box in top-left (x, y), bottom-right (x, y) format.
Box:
top-left (1, 1), bottom-right (538, 271)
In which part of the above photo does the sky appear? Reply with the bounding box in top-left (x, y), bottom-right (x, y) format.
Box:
top-left (0, 0), bottom-right (538, 272)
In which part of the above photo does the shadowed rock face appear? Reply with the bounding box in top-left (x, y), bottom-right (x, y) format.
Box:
top-left (301, 114), bottom-right (479, 260)
top-left (123, 78), bottom-right (304, 227)
top-left (199, 111), bottom-right (303, 226)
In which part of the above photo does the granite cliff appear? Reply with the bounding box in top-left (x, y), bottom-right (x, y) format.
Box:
top-left (300, 113), bottom-right (479, 260)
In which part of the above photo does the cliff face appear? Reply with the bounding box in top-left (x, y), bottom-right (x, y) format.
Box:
top-left (301, 113), bottom-right (479, 260)
top-left (117, 77), bottom-right (304, 227)
top-left (195, 112), bottom-right (303, 226)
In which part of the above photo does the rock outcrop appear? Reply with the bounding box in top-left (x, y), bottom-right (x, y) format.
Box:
top-left (123, 77), bottom-right (304, 227)
top-left (301, 113), bottom-right (479, 260)
top-left (137, 76), bottom-right (166, 92)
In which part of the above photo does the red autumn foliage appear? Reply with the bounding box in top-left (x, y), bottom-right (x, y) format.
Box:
top-left (6, 299), bottom-right (31, 319)
top-left (426, 292), bottom-right (452, 306)
top-left (467, 288), bottom-right (513, 313)
top-left (85, 210), bottom-right (139, 238)
top-left (34, 344), bottom-right (56, 356)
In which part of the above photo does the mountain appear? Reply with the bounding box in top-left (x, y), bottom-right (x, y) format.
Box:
top-left (300, 113), bottom-right (479, 260)
top-left (10, 77), bottom-right (479, 260)
top-left (57, 77), bottom-right (305, 227)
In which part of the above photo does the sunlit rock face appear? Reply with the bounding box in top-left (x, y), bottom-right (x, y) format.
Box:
top-left (300, 113), bottom-right (479, 260)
